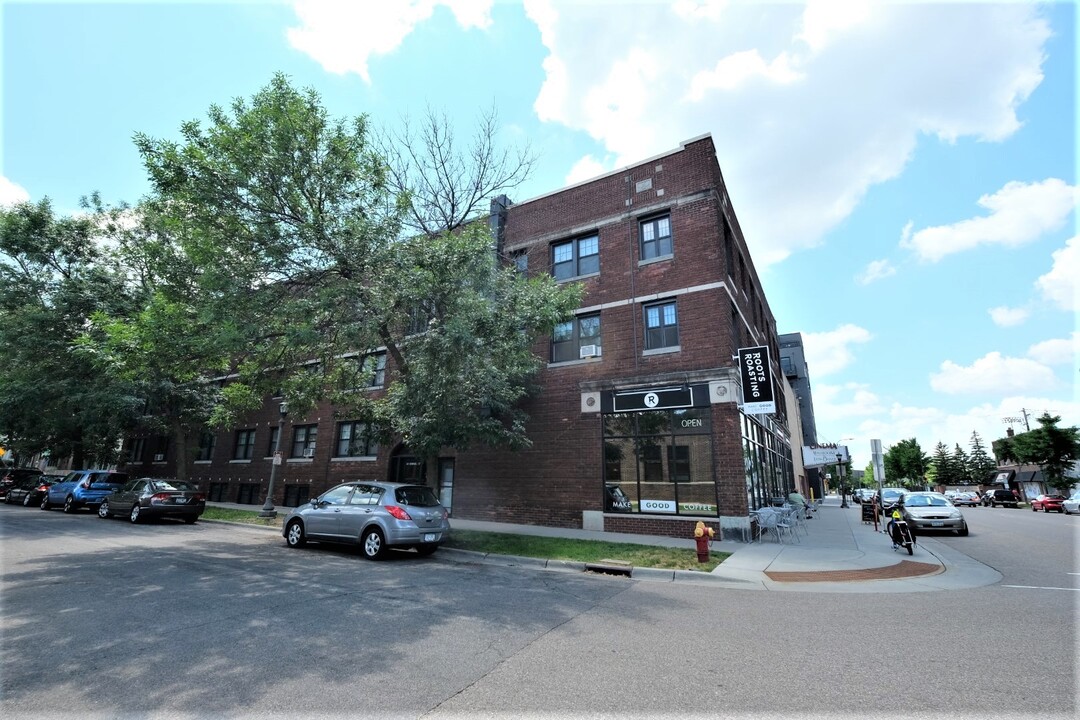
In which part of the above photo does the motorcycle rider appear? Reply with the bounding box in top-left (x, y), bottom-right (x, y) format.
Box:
top-left (887, 508), bottom-right (904, 547)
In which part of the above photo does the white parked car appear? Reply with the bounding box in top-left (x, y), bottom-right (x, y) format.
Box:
top-left (1063, 491), bottom-right (1080, 515)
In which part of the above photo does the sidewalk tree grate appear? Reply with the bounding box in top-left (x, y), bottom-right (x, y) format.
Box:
top-left (764, 559), bottom-right (942, 583)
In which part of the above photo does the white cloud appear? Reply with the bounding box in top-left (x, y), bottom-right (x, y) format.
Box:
top-left (523, 1), bottom-right (1050, 266)
top-left (988, 305), bottom-right (1029, 327)
top-left (564, 155), bottom-right (609, 186)
top-left (901, 179), bottom-right (1079, 263)
top-left (287, 1), bottom-right (494, 83)
top-left (0, 176), bottom-right (30, 207)
top-left (1027, 333), bottom-right (1079, 366)
top-left (930, 351), bottom-right (1057, 395)
top-left (813, 382), bottom-right (884, 421)
top-left (801, 324), bottom-right (872, 377)
top-left (1036, 235), bottom-right (1079, 312)
top-left (855, 258), bottom-right (895, 285)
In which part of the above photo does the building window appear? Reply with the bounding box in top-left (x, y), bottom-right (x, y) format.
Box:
top-left (640, 214), bottom-right (672, 260)
top-left (551, 313), bottom-right (601, 363)
top-left (291, 424), bottom-right (318, 458)
top-left (283, 485), bottom-right (310, 507)
top-left (196, 432), bottom-right (216, 462)
top-left (234, 429), bottom-right (256, 460)
top-left (644, 301), bottom-right (679, 350)
top-left (361, 352), bottom-right (386, 388)
top-left (511, 249), bottom-right (528, 274)
top-left (207, 482), bottom-right (228, 502)
top-left (266, 426), bottom-right (281, 456)
top-left (552, 234), bottom-right (599, 280)
top-left (152, 436), bottom-right (170, 462)
top-left (236, 483), bottom-right (259, 505)
top-left (129, 437), bottom-right (146, 463)
top-left (335, 421), bottom-right (378, 458)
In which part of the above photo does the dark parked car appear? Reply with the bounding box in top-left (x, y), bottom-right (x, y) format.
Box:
top-left (875, 487), bottom-right (907, 515)
top-left (42, 470), bottom-right (129, 513)
top-left (283, 481), bottom-right (451, 559)
top-left (981, 488), bottom-right (1019, 508)
top-left (1030, 494), bottom-right (1066, 513)
top-left (97, 478), bottom-right (206, 524)
top-left (901, 491), bottom-right (969, 535)
top-left (0, 468), bottom-right (43, 501)
top-left (4, 472), bottom-right (57, 506)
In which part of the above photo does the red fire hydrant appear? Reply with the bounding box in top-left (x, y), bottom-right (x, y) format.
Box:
top-left (693, 521), bottom-right (715, 562)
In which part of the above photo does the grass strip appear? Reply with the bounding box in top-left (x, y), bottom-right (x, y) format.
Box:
top-left (201, 507), bottom-right (728, 571)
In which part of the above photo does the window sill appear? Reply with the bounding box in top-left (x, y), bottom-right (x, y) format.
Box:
top-left (554, 271), bottom-right (600, 284)
top-left (331, 456), bottom-right (378, 462)
top-left (638, 254), bottom-right (673, 267)
top-left (547, 356), bottom-right (603, 368)
top-left (193, 460), bottom-right (212, 465)
top-left (229, 459), bottom-right (252, 464)
top-left (642, 345), bottom-right (681, 356)
top-left (287, 458), bottom-right (314, 464)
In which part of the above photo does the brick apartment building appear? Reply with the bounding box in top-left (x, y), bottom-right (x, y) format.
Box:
top-left (121, 134), bottom-right (798, 541)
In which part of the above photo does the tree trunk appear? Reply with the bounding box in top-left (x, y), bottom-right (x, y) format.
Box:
top-left (172, 421), bottom-right (191, 482)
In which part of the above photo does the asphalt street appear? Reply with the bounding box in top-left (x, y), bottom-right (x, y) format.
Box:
top-left (1, 502), bottom-right (1076, 719)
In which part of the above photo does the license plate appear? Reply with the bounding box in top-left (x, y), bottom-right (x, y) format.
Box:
top-left (931, 521), bottom-right (943, 527)
top-left (175, 497), bottom-right (188, 504)
top-left (424, 533), bottom-right (439, 542)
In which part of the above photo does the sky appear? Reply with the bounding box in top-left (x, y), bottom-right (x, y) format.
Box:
top-left (2, 0), bottom-right (1077, 469)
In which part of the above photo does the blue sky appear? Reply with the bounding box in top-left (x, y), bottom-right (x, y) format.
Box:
top-left (2, 1), bottom-right (1076, 469)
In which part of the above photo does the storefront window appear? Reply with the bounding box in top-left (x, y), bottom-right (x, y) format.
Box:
top-left (601, 407), bottom-right (716, 516)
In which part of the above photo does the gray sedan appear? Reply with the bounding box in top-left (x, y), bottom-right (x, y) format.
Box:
top-left (282, 481), bottom-right (451, 559)
top-left (98, 478), bottom-right (206, 524)
top-left (901, 491), bottom-right (969, 536)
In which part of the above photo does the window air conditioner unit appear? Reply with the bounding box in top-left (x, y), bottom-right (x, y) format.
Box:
top-left (579, 344), bottom-right (601, 359)
top-left (153, 453), bottom-right (165, 462)
top-left (303, 448), bottom-right (316, 458)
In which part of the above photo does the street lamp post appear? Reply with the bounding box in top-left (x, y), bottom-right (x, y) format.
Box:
top-left (259, 402), bottom-right (288, 519)
top-left (838, 453), bottom-right (849, 508)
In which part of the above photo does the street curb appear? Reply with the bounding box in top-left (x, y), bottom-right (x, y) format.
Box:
top-left (200, 518), bottom-right (282, 532)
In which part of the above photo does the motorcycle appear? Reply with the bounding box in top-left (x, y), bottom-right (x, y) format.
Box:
top-left (887, 510), bottom-right (915, 555)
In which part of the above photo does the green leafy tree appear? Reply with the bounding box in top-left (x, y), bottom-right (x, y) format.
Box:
top-left (863, 462), bottom-right (875, 485)
top-left (967, 431), bottom-right (997, 485)
top-left (998, 414), bottom-right (1080, 493)
top-left (930, 441), bottom-right (961, 487)
top-left (0, 198), bottom-right (139, 467)
top-left (884, 438), bottom-right (930, 489)
top-left (78, 201), bottom-right (240, 481)
top-left (134, 74), bottom-right (581, 471)
top-left (952, 443), bottom-right (972, 485)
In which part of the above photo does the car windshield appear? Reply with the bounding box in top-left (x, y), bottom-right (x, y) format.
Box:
top-left (395, 486), bottom-right (440, 507)
top-left (904, 494), bottom-right (950, 507)
top-left (882, 490), bottom-right (903, 499)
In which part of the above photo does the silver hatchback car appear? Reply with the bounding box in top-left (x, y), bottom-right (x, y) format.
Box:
top-left (282, 482), bottom-right (451, 559)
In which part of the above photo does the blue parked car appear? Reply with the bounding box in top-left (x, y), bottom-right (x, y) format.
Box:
top-left (42, 470), bottom-right (129, 513)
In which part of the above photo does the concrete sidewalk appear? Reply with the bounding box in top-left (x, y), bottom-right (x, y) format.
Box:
top-left (208, 496), bottom-right (1001, 593)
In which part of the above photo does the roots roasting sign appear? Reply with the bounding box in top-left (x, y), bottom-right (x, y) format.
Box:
top-left (737, 345), bottom-right (776, 415)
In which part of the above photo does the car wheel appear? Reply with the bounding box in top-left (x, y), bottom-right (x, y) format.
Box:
top-left (40, 495), bottom-right (51, 510)
top-left (361, 528), bottom-right (386, 560)
top-left (184, 516), bottom-right (198, 524)
top-left (23, 494), bottom-right (32, 507)
top-left (129, 504), bottom-right (142, 524)
top-left (415, 544), bottom-right (438, 556)
top-left (1032, 505), bottom-right (1037, 512)
top-left (4, 494), bottom-right (12, 505)
top-left (285, 520), bottom-right (306, 547)
top-left (63, 495), bottom-right (76, 513)
top-left (958, 523), bottom-right (969, 536)
top-left (98, 500), bottom-right (112, 519)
